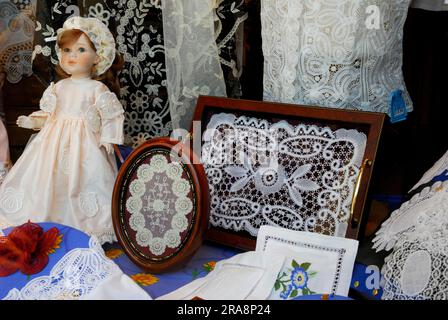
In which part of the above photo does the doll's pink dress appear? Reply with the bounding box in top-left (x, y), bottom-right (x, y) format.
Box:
top-left (0, 77), bottom-right (124, 243)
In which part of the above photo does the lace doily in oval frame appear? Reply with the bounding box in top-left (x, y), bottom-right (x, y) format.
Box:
top-left (112, 137), bottom-right (209, 273)
top-left (193, 96), bottom-right (384, 250)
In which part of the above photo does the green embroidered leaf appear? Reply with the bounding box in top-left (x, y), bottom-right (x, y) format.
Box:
top-left (292, 260), bottom-right (300, 268)
top-left (300, 262), bottom-right (311, 271)
top-left (308, 271), bottom-right (318, 277)
top-left (278, 272), bottom-right (287, 280)
top-left (302, 288), bottom-right (310, 295)
top-left (290, 290), bottom-right (298, 298)
top-left (274, 281), bottom-right (281, 291)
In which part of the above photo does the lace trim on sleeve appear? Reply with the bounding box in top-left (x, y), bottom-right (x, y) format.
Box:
top-left (39, 82), bottom-right (57, 113)
top-left (94, 91), bottom-right (124, 121)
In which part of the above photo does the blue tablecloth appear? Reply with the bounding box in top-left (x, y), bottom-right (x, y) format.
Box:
top-left (2, 223), bottom-right (382, 300)
top-left (0, 223), bottom-right (90, 299)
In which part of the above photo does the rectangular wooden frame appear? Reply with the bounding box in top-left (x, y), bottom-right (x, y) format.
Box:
top-left (191, 96), bottom-right (385, 250)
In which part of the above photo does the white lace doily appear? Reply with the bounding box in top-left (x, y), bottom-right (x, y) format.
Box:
top-left (2, 236), bottom-right (118, 300)
top-left (202, 113), bottom-right (367, 238)
top-left (126, 153), bottom-right (193, 256)
top-left (261, 0), bottom-right (413, 116)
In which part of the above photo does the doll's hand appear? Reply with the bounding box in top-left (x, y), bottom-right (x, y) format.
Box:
top-left (16, 116), bottom-right (34, 129)
top-left (100, 143), bottom-right (114, 154)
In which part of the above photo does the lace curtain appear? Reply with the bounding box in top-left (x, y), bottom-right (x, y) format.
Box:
top-left (162, 0), bottom-right (226, 131)
top-left (0, 0), bottom-right (36, 84)
top-left (214, 0), bottom-right (248, 98)
top-left (261, 0), bottom-right (413, 117)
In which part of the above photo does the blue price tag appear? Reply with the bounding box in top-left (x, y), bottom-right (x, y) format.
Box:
top-left (389, 90), bottom-right (408, 123)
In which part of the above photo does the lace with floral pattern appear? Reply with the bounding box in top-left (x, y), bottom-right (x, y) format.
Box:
top-left (380, 189), bottom-right (448, 300)
top-left (261, 0), bottom-right (413, 116)
top-left (3, 236), bottom-right (118, 300)
top-left (126, 154), bottom-right (193, 256)
top-left (202, 113), bottom-right (367, 237)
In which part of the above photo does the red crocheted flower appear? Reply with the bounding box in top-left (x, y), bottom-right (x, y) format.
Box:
top-left (0, 221), bottom-right (60, 276)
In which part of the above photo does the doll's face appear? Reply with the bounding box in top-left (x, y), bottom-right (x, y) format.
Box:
top-left (60, 33), bottom-right (100, 78)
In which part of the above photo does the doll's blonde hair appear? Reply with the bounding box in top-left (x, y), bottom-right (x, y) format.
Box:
top-left (55, 29), bottom-right (124, 97)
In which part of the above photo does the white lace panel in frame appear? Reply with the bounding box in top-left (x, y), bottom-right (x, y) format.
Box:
top-left (261, 0), bottom-right (413, 116)
top-left (124, 149), bottom-right (197, 259)
top-left (202, 113), bottom-right (367, 237)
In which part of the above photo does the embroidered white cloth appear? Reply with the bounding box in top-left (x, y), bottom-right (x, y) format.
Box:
top-left (261, 0), bottom-right (413, 116)
top-left (2, 237), bottom-right (151, 300)
top-left (157, 251), bottom-right (286, 300)
top-left (374, 182), bottom-right (448, 299)
top-left (0, 78), bottom-right (124, 244)
top-left (256, 226), bottom-right (358, 298)
top-left (202, 112), bottom-right (367, 238)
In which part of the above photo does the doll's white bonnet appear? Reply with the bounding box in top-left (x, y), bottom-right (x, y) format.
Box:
top-left (55, 17), bottom-right (116, 76)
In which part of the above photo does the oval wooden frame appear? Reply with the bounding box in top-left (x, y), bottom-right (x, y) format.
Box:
top-left (112, 137), bottom-right (209, 273)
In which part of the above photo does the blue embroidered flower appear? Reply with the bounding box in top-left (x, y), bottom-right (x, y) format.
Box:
top-left (290, 267), bottom-right (309, 290)
top-left (274, 260), bottom-right (317, 299)
top-left (280, 284), bottom-right (293, 300)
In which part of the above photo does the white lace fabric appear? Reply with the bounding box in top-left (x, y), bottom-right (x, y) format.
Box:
top-left (162, 0), bottom-right (227, 130)
top-left (372, 149), bottom-right (448, 301)
top-left (202, 113), bottom-right (367, 238)
top-left (373, 181), bottom-right (448, 252)
top-left (261, 0), bottom-right (413, 116)
top-left (4, 237), bottom-right (117, 300)
top-left (126, 153), bottom-right (193, 256)
top-left (0, 0), bottom-right (35, 84)
top-left (379, 184), bottom-right (448, 300)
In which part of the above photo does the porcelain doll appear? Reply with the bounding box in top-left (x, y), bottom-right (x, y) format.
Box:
top-left (0, 17), bottom-right (124, 244)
